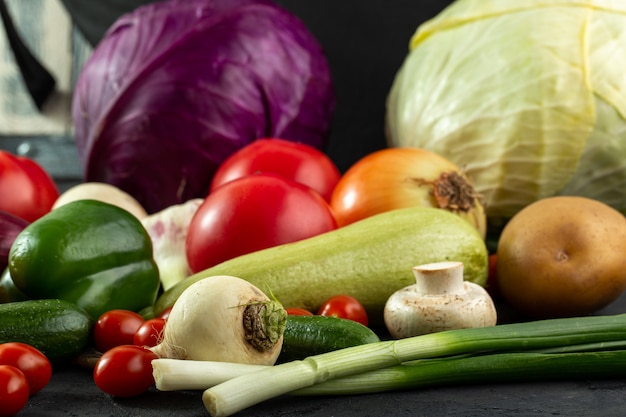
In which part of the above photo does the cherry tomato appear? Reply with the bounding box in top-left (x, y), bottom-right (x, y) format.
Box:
top-left (157, 306), bottom-right (173, 320)
top-left (210, 138), bottom-right (341, 202)
top-left (0, 343), bottom-right (52, 395)
top-left (93, 345), bottom-right (157, 397)
top-left (285, 307), bottom-right (314, 316)
top-left (186, 173), bottom-right (337, 272)
top-left (133, 318), bottom-right (167, 347)
top-left (318, 294), bottom-right (368, 326)
top-left (0, 151), bottom-right (59, 223)
top-left (94, 310), bottom-right (145, 353)
top-left (0, 365), bottom-right (29, 417)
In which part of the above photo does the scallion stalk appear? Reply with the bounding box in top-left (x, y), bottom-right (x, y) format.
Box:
top-left (202, 314), bottom-right (626, 417)
top-left (153, 359), bottom-right (267, 391)
top-left (296, 350), bottom-right (626, 395)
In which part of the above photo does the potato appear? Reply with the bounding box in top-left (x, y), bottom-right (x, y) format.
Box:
top-left (496, 196), bottom-right (626, 319)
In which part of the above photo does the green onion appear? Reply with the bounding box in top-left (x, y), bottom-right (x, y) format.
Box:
top-left (202, 314), bottom-right (626, 416)
top-left (153, 343), bottom-right (626, 393)
top-left (296, 350), bottom-right (626, 395)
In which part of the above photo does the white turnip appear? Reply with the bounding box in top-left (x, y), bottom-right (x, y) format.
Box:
top-left (151, 275), bottom-right (287, 366)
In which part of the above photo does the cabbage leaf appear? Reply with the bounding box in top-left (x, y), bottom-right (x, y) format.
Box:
top-left (386, 0), bottom-right (626, 221)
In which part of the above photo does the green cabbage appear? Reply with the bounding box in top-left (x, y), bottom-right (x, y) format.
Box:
top-left (386, 0), bottom-right (626, 222)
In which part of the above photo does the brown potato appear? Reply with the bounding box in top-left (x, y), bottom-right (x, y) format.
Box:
top-left (497, 196), bottom-right (626, 319)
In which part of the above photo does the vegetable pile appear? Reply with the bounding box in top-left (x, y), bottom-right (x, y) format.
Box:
top-left (5, 0), bottom-right (626, 415)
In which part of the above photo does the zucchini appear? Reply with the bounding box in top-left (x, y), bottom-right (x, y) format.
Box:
top-left (278, 315), bottom-right (380, 363)
top-left (155, 207), bottom-right (488, 324)
top-left (0, 299), bottom-right (92, 363)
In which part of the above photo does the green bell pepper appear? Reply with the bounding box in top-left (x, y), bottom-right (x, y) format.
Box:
top-left (0, 268), bottom-right (28, 303)
top-left (8, 199), bottom-right (160, 320)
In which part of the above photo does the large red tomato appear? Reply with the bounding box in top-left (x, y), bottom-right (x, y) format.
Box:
top-left (186, 173), bottom-right (337, 272)
top-left (0, 151), bottom-right (59, 223)
top-left (210, 138), bottom-right (341, 202)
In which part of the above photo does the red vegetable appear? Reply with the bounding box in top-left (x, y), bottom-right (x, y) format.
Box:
top-left (285, 308), bottom-right (314, 316)
top-left (211, 138), bottom-right (341, 202)
top-left (94, 310), bottom-right (145, 353)
top-left (0, 211), bottom-right (28, 273)
top-left (93, 345), bottom-right (158, 397)
top-left (318, 295), bottom-right (369, 327)
top-left (0, 365), bottom-right (29, 416)
top-left (0, 151), bottom-right (58, 223)
top-left (186, 173), bottom-right (337, 272)
top-left (0, 343), bottom-right (51, 395)
top-left (72, 0), bottom-right (335, 214)
top-left (133, 318), bottom-right (167, 348)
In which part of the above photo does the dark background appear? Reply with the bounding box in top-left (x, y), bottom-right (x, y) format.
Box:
top-left (15, 1), bottom-right (626, 416)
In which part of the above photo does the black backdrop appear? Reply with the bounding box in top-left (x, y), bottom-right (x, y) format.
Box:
top-left (60, 0), bottom-right (455, 172)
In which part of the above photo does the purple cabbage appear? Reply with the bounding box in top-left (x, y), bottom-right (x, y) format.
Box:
top-left (72, 0), bottom-right (335, 213)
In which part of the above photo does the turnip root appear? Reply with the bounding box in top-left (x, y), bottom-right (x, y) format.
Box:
top-left (53, 182), bottom-right (147, 220)
top-left (141, 199), bottom-right (203, 291)
top-left (151, 275), bottom-right (287, 365)
top-left (384, 261), bottom-right (496, 338)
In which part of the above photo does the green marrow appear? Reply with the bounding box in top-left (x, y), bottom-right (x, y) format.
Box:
top-left (0, 299), bottom-right (92, 363)
top-left (278, 315), bottom-right (380, 363)
top-left (155, 207), bottom-right (489, 324)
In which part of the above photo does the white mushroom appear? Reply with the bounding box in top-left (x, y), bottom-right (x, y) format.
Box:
top-left (384, 261), bottom-right (497, 339)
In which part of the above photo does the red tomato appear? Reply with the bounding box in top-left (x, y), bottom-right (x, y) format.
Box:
top-left (285, 307), bottom-right (314, 316)
top-left (93, 345), bottom-right (157, 397)
top-left (0, 343), bottom-right (51, 395)
top-left (157, 306), bottom-right (173, 320)
top-left (0, 151), bottom-right (59, 223)
top-left (94, 310), bottom-right (145, 353)
top-left (0, 365), bottom-right (29, 417)
top-left (186, 173), bottom-right (337, 272)
top-left (318, 295), bottom-right (368, 326)
top-left (133, 318), bottom-right (166, 347)
top-left (210, 138), bottom-right (341, 202)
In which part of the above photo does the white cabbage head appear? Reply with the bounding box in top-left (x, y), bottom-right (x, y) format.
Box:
top-left (386, 0), bottom-right (626, 223)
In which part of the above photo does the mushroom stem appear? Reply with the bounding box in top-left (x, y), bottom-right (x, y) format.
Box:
top-left (412, 261), bottom-right (464, 294)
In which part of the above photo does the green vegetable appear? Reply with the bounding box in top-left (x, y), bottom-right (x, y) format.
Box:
top-left (155, 207), bottom-right (489, 324)
top-left (202, 313), bottom-right (626, 416)
top-left (0, 268), bottom-right (27, 303)
top-left (386, 0), bottom-right (626, 223)
top-left (0, 299), bottom-right (92, 363)
top-left (151, 348), bottom-right (626, 394)
top-left (278, 315), bottom-right (380, 363)
top-left (296, 350), bottom-right (626, 395)
top-left (9, 199), bottom-right (161, 320)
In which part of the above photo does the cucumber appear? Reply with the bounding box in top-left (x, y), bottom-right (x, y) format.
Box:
top-left (0, 299), bottom-right (92, 363)
top-left (155, 207), bottom-right (488, 324)
top-left (278, 315), bottom-right (381, 363)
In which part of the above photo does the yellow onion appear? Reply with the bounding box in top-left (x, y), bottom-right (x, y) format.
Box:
top-left (330, 147), bottom-right (486, 238)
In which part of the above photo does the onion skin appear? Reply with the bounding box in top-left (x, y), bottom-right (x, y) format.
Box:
top-left (330, 147), bottom-right (487, 238)
top-left (53, 182), bottom-right (148, 220)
